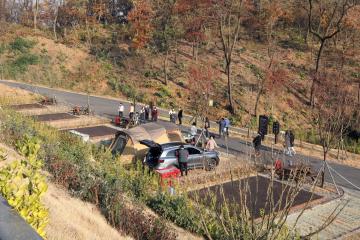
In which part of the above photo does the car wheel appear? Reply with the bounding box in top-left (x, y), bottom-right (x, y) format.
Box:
top-left (205, 158), bottom-right (217, 171)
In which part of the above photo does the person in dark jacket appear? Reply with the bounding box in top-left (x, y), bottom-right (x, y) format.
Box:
top-left (253, 133), bottom-right (262, 156)
top-left (219, 118), bottom-right (225, 137)
top-left (204, 117), bottom-right (210, 138)
top-left (152, 107), bottom-right (158, 121)
top-left (145, 105), bottom-right (150, 121)
top-left (178, 108), bottom-right (183, 125)
top-left (176, 145), bottom-right (189, 176)
top-left (289, 130), bottom-right (296, 155)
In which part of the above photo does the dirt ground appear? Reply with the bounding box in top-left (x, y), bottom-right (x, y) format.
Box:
top-left (0, 142), bottom-right (131, 240)
top-left (191, 175), bottom-right (323, 219)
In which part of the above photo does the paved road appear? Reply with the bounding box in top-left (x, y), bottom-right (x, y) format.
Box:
top-left (1, 80), bottom-right (360, 191)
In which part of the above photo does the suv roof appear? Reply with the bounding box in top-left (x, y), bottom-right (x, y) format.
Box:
top-left (139, 140), bottom-right (185, 150)
top-left (160, 142), bottom-right (184, 148)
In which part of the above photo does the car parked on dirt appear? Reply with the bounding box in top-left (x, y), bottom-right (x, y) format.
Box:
top-left (140, 140), bottom-right (220, 171)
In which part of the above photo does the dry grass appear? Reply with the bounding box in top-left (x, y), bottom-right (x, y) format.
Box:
top-left (43, 183), bottom-right (131, 240)
top-left (0, 83), bottom-right (40, 104)
top-left (29, 36), bottom-right (88, 73)
top-left (18, 104), bottom-right (71, 116)
top-left (41, 115), bottom-right (108, 129)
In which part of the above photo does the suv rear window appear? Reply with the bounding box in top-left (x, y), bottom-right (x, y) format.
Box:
top-left (187, 147), bottom-right (201, 155)
top-left (166, 150), bottom-right (176, 157)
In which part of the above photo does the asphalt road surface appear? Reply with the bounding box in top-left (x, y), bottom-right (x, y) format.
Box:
top-left (1, 80), bottom-right (360, 191)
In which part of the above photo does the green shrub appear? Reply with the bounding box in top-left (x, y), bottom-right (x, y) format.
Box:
top-left (0, 136), bottom-right (48, 238)
top-left (9, 37), bottom-right (36, 54)
top-left (8, 54), bottom-right (40, 75)
top-left (147, 192), bottom-right (203, 234)
top-left (0, 43), bottom-right (6, 55)
top-left (144, 70), bottom-right (160, 79)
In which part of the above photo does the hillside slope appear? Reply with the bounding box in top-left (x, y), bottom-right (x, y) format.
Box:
top-left (0, 23), bottom-right (359, 133)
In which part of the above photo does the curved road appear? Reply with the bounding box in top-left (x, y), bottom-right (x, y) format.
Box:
top-left (1, 80), bottom-right (360, 191)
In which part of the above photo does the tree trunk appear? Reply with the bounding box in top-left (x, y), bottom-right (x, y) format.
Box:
top-left (174, 41), bottom-right (178, 64)
top-left (164, 50), bottom-right (169, 85)
top-left (226, 62), bottom-right (235, 114)
top-left (0, 0), bottom-right (6, 21)
top-left (320, 150), bottom-right (327, 188)
top-left (358, 80), bottom-right (360, 106)
top-left (195, 42), bottom-right (198, 62)
top-left (33, 0), bottom-right (38, 30)
top-left (310, 40), bottom-right (325, 106)
top-left (192, 42), bottom-right (195, 59)
top-left (53, 7), bottom-right (58, 40)
top-left (254, 79), bottom-right (265, 117)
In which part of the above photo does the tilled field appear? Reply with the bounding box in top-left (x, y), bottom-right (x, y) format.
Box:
top-left (69, 125), bottom-right (118, 138)
top-left (33, 113), bottom-right (77, 122)
top-left (11, 103), bottom-right (45, 110)
top-left (191, 175), bottom-right (322, 219)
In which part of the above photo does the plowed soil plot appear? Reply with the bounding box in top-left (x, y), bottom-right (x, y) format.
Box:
top-left (33, 113), bottom-right (77, 122)
top-left (11, 103), bottom-right (45, 110)
top-left (70, 126), bottom-right (118, 138)
top-left (191, 176), bottom-right (322, 218)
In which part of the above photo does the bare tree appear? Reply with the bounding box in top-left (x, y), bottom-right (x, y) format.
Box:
top-left (33, 0), bottom-right (39, 29)
top-left (53, 0), bottom-right (59, 40)
top-left (253, 0), bottom-right (285, 117)
top-left (312, 73), bottom-right (355, 187)
top-left (193, 167), bottom-right (346, 240)
top-left (0, 0), bottom-right (6, 21)
top-left (307, 0), bottom-right (357, 106)
top-left (217, 0), bottom-right (249, 114)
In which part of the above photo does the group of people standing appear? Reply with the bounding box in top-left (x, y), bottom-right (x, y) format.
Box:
top-left (118, 103), bottom-right (159, 123)
top-left (252, 130), bottom-right (296, 157)
top-left (168, 108), bottom-right (183, 125)
top-left (218, 117), bottom-right (231, 137)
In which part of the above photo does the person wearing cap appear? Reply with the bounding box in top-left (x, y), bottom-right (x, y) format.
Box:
top-left (176, 145), bottom-right (189, 176)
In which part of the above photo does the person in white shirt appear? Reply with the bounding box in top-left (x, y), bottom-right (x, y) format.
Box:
top-left (169, 109), bottom-right (174, 122)
top-left (129, 104), bottom-right (135, 119)
top-left (118, 103), bottom-right (124, 117)
top-left (190, 122), bottom-right (197, 136)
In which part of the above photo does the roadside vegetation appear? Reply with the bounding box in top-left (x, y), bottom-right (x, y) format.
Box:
top-left (0, 136), bottom-right (48, 238)
top-left (0, 103), bottom-right (344, 239)
top-left (0, 106), bottom-right (176, 239)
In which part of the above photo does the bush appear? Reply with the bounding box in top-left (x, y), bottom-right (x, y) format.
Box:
top-left (0, 43), bottom-right (6, 55)
top-left (5, 53), bottom-right (40, 78)
top-left (147, 193), bottom-right (203, 234)
top-left (9, 37), bottom-right (36, 54)
top-left (0, 135), bottom-right (48, 238)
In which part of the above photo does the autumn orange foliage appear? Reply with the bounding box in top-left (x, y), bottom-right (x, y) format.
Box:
top-left (128, 0), bottom-right (154, 49)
